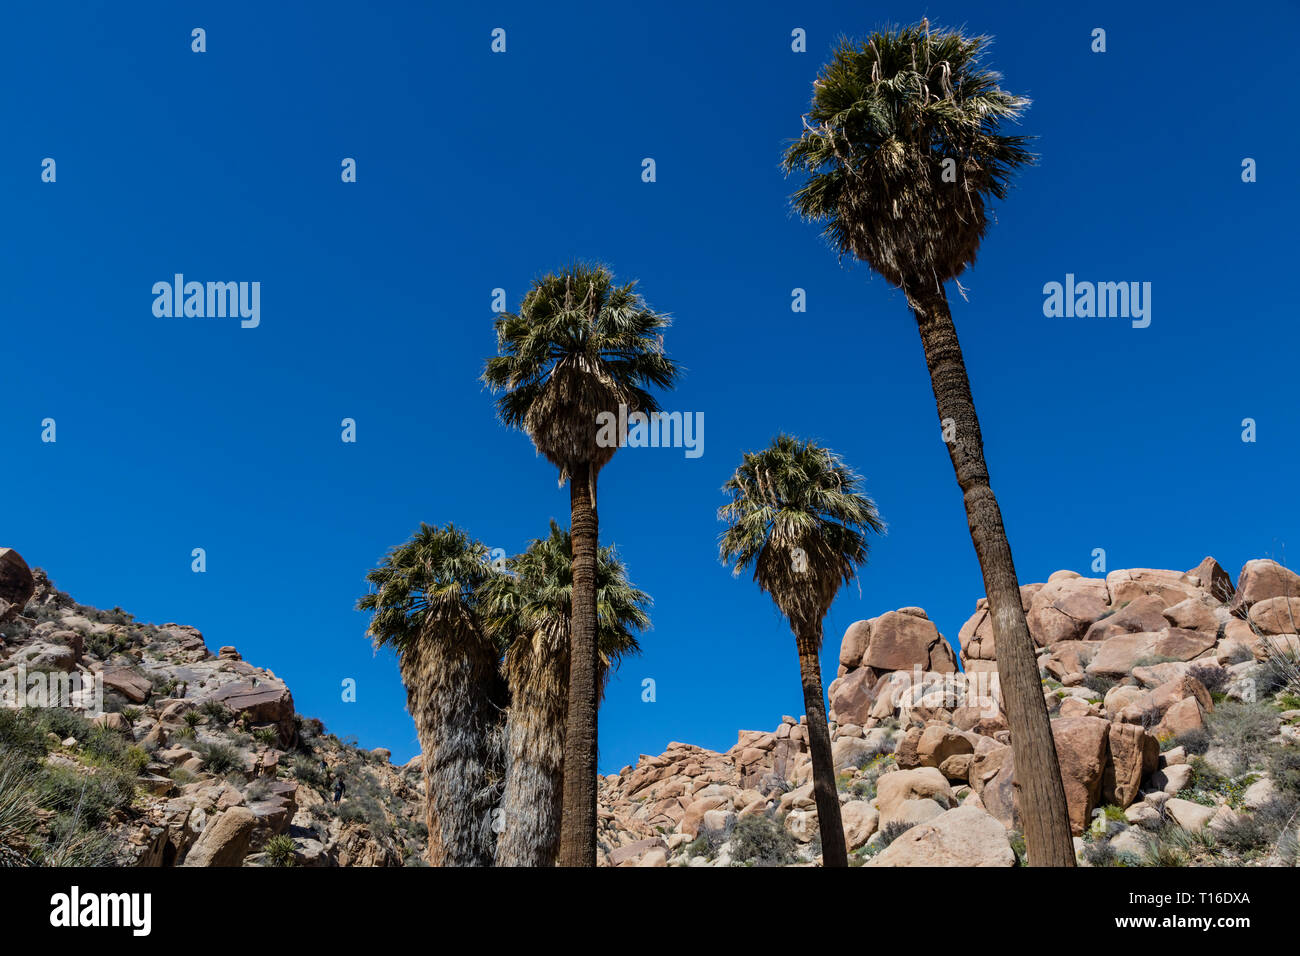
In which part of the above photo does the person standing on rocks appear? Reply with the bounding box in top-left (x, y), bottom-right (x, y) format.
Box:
top-left (332, 776), bottom-right (345, 805)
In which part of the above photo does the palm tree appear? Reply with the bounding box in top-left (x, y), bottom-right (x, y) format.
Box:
top-left (718, 435), bottom-right (884, 867)
top-left (358, 522), bottom-right (505, 866)
top-left (480, 520), bottom-right (649, 866)
top-left (482, 263), bottom-right (679, 866)
top-left (782, 21), bottom-right (1076, 865)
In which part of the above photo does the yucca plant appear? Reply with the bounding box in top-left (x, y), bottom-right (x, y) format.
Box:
top-left (358, 522), bottom-right (506, 866)
top-left (719, 435), bottom-right (884, 866)
top-left (480, 521), bottom-right (649, 866)
top-left (782, 21), bottom-right (1075, 865)
top-left (482, 263), bottom-right (679, 866)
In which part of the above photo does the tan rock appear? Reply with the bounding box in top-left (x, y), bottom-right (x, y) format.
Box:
top-left (1051, 716), bottom-right (1111, 835)
top-left (865, 805), bottom-right (1014, 867)
top-left (876, 767), bottom-right (955, 826)
top-left (181, 806), bottom-right (256, 867)
top-left (841, 801), bottom-right (879, 851)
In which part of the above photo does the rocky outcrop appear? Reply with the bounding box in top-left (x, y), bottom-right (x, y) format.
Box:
top-left (594, 554), bottom-right (1299, 866)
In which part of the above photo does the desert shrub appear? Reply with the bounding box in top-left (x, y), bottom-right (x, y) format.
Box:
top-left (169, 766), bottom-right (197, 785)
top-left (263, 834), bottom-right (295, 867)
top-left (1172, 727), bottom-right (1212, 756)
top-left (1187, 662), bottom-right (1230, 695)
top-left (197, 741), bottom-right (242, 775)
top-left (728, 812), bottom-right (798, 867)
top-left (35, 708), bottom-right (92, 744)
top-left (878, 818), bottom-right (918, 848)
top-left (291, 755), bottom-right (327, 788)
top-left (1082, 837), bottom-right (1120, 867)
top-left (338, 794), bottom-right (392, 837)
top-left (0, 709), bottom-right (48, 764)
top-left (1259, 641), bottom-right (1300, 697)
top-left (693, 817), bottom-right (736, 859)
top-left (183, 711), bottom-right (202, 728)
top-left (1007, 830), bottom-right (1028, 866)
top-left (1205, 701), bottom-right (1278, 775)
top-left (1268, 747), bottom-right (1300, 796)
top-left (849, 754), bottom-right (895, 802)
top-left (200, 700), bottom-right (232, 725)
top-left (252, 726), bottom-right (279, 746)
top-left (245, 779), bottom-right (272, 802)
top-left (1083, 673), bottom-right (1117, 696)
top-left (36, 764), bottom-right (136, 827)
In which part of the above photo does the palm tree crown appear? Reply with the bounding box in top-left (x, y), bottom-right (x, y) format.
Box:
top-left (782, 22), bottom-right (1032, 289)
top-left (358, 522), bottom-right (498, 655)
top-left (719, 435), bottom-right (884, 633)
top-left (480, 520), bottom-right (649, 681)
top-left (481, 263), bottom-right (680, 481)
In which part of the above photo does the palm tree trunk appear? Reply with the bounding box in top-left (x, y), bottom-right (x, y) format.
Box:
top-left (906, 282), bottom-right (1076, 867)
top-left (496, 644), bottom-right (567, 866)
top-left (558, 460), bottom-right (600, 866)
top-left (795, 626), bottom-right (847, 867)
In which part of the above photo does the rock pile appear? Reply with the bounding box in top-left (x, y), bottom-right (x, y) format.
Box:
top-left (597, 557), bottom-right (1300, 866)
top-left (0, 567), bottom-right (427, 867)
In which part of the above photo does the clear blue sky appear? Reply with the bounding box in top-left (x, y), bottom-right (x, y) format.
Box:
top-left (3, 1), bottom-right (1297, 772)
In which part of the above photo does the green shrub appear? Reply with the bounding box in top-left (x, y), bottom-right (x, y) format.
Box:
top-left (197, 742), bottom-right (242, 775)
top-left (36, 764), bottom-right (136, 827)
top-left (728, 812), bottom-right (798, 867)
top-left (1205, 701), bottom-right (1278, 775)
top-left (263, 834), bottom-right (295, 867)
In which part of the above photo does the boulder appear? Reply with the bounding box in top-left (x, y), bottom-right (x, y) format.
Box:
top-left (1161, 596), bottom-right (1221, 635)
top-left (1051, 716), bottom-right (1111, 834)
top-left (828, 667), bottom-right (876, 727)
top-left (915, 725), bottom-right (975, 770)
top-left (1027, 578), bottom-right (1110, 645)
top-left (181, 806), bottom-right (257, 866)
top-left (209, 681), bottom-right (296, 744)
top-left (865, 805), bottom-right (1014, 867)
top-left (841, 801), bottom-right (879, 851)
top-left (862, 610), bottom-right (955, 674)
top-left (838, 620), bottom-right (872, 670)
top-left (1165, 798), bottom-right (1215, 831)
top-left (0, 549), bottom-right (35, 625)
top-left (1247, 596), bottom-right (1300, 636)
top-left (1231, 560), bottom-right (1300, 615)
top-left (1084, 596), bottom-right (1170, 642)
top-left (1085, 629), bottom-right (1216, 677)
top-left (99, 665), bottom-right (152, 703)
top-left (876, 767), bottom-right (955, 826)
top-left (1184, 557), bottom-right (1234, 602)
top-left (1103, 722), bottom-right (1159, 808)
top-left (1106, 569), bottom-right (1196, 609)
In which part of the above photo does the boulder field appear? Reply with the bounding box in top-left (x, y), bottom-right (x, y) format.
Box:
top-left (596, 557), bottom-right (1300, 866)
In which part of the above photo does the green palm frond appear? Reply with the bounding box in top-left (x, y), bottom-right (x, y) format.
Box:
top-left (783, 21), bottom-right (1033, 289)
top-left (357, 522), bottom-right (498, 658)
top-left (480, 519), bottom-right (650, 681)
top-left (719, 434), bottom-right (885, 631)
top-left (481, 263), bottom-right (681, 481)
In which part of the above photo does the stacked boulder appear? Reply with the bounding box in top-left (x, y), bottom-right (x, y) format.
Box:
top-left (596, 557), bottom-right (1300, 866)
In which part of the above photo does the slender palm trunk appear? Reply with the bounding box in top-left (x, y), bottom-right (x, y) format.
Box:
top-left (559, 461), bottom-right (600, 866)
top-left (496, 642), bottom-right (568, 866)
top-left (403, 628), bottom-right (499, 867)
top-left (795, 625), bottom-right (847, 867)
top-left (907, 282), bottom-right (1075, 867)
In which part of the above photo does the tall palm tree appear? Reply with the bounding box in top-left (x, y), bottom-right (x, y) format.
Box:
top-left (358, 523), bottom-right (505, 867)
top-left (718, 435), bottom-right (884, 867)
top-left (782, 21), bottom-right (1076, 865)
top-left (480, 520), bottom-right (649, 866)
top-left (482, 263), bottom-right (679, 866)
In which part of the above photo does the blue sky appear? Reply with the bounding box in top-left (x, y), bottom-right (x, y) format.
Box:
top-left (3, 1), bottom-right (1297, 772)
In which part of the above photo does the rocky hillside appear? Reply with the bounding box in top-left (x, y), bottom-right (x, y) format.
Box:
top-left (4, 550), bottom-right (1298, 868)
top-left (0, 560), bottom-right (428, 867)
top-left (596, 558), bottom-right (1300, 867)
